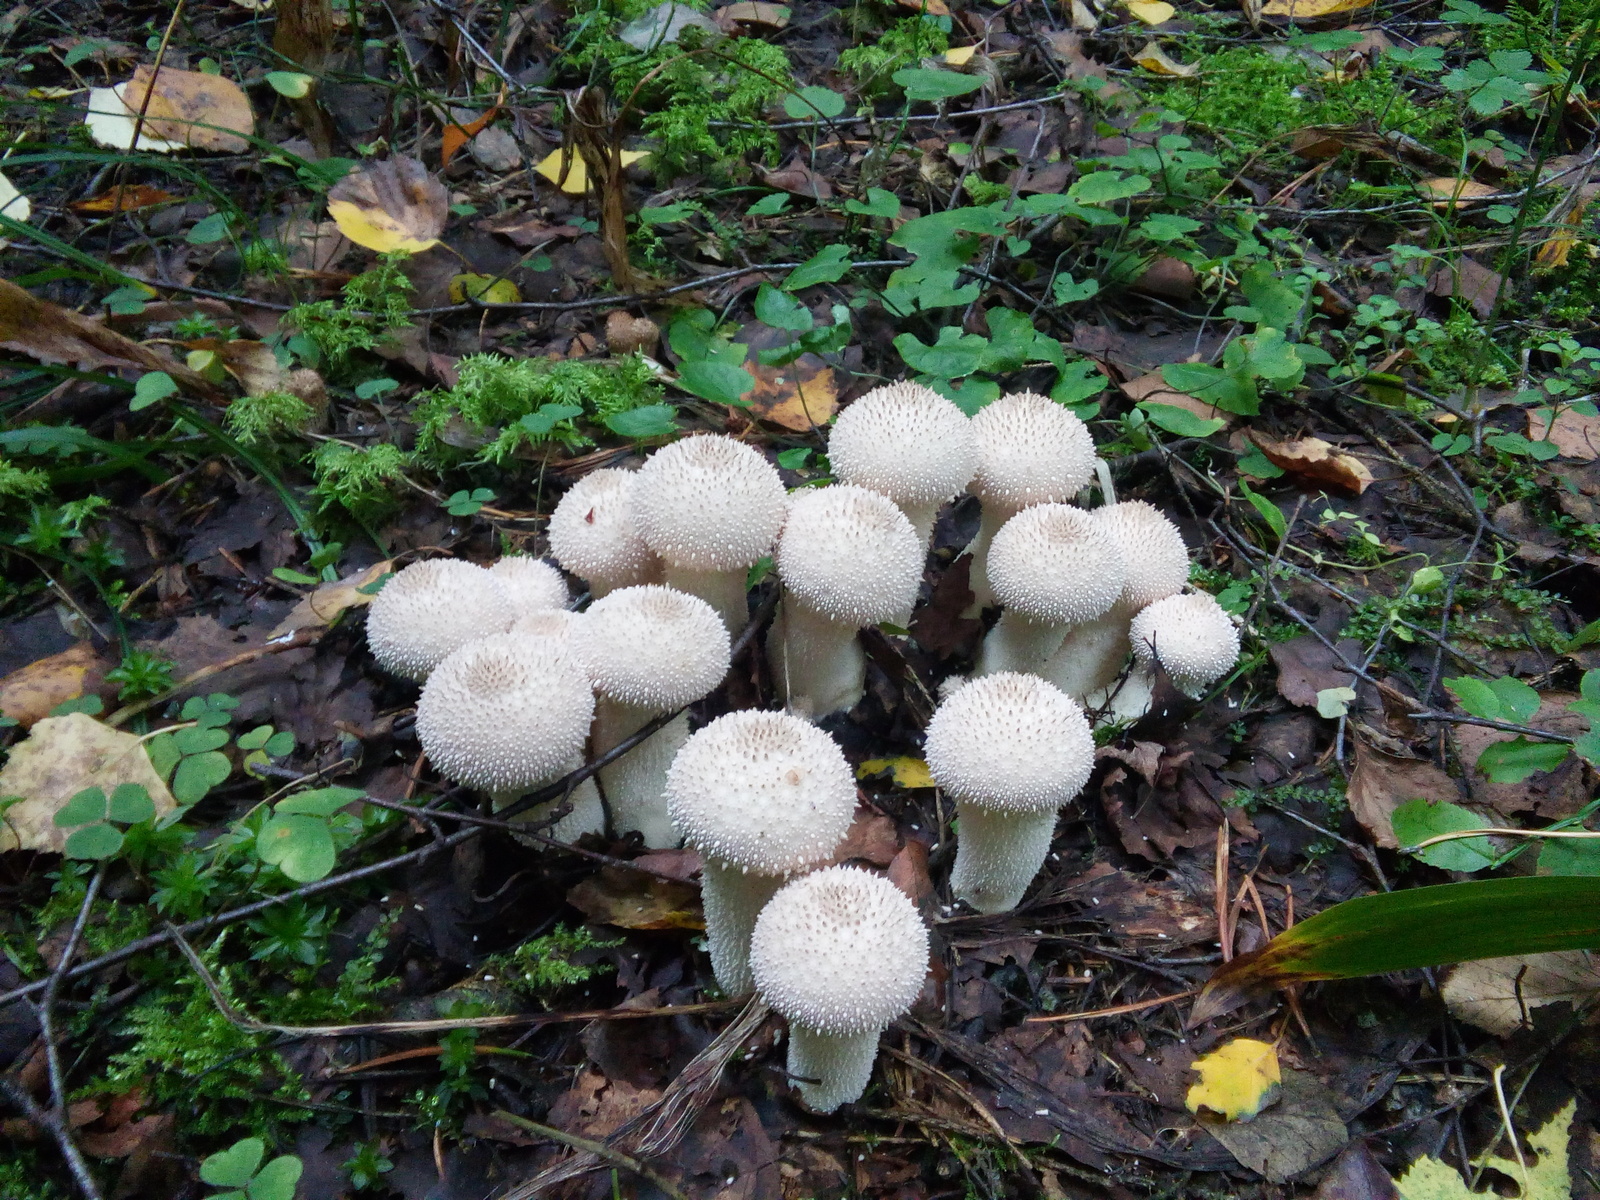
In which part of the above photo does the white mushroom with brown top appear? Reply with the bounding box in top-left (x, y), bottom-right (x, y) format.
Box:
top-left (965, 392), bottom-right (1098, 610)
top-left (768, 485), bottom-right (923, 718)
top-left (666, 711), bottom-right (857, 994)
top-left (633, 435), bottom-right (787, 632)
top-left (924, 672), bottom-right (1094, 913)
top-left (570, 585), bottom-right (731, 848)
top-left (489, 556), bottom-right (570, 619)
top-left (1094, 590), bottom-right (1240, 724)
top-left (547, 468), bottom-right (661, 598)
top-left (366, 558), bottom-right (514, 682)
top-left (749, 866), bottom-right (929, 1113)
top-left (827, 381), bottom-right (977, 547)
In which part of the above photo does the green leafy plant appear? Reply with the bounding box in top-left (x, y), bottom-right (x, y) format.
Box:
top-left (200, 1136), bottom-right (303, 1200)
top-left (255, 785), bottom-right (365, 882)
top-left (53, 783), bottom-right (155, 859)
top-left (146, 694), bottom-right (240, 805)
top-left (105, 649), bottom-right (176, 701)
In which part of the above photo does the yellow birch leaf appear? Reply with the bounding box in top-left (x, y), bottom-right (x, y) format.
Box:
top-left (857, 757), bottom-right (935, 789)
top-left (449, 273), bottom-right (521, 304)
top-left (1185, 1038), bottom-right (1282, 1122)
top-left (944, 45), bottom-right (978, 64)
top-left (1261, 0), bottom-right (1372, 14)
top-left (1394, 1099), bottom-right (1573, 1200)
top-left (1126, 0), bottom-right (1176, 22)
top-left (1131, 41), bottom-right (1198, 75)
top-left (326, 155), bottom-right (448, 255)
top-left (535, 148), bottom-right (651, 195)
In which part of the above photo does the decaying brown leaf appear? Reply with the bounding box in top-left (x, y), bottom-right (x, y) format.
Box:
top-left (122, 65), bottom-right (255, 153)
top-left (758, 156), bottom-right (834, 200)
top-left (1441, 951), bottom-right (1600, 1035)
top-left (567, 865), bottom-right (704, 930)
top-left (70, 185), bottom-right (182, 214)
top-left (0, 643), bottom-right (110, 729)
top-left (1122, 371), bottom-right (1230, 423)
top-left (714, 1), bottom-right (790, 28)
top-left (1248, 432), bottom-right (1374, 496)
top-left (1416, 177), bottom-right (1499, 207)
top-left (1528, 405), bottom-right (1600, 460)
top-left (269, 559), bottom-right (394, 638)
top-left (742, 357), bottom-right (838, 431)
top-left (1347, 738), bottom-right (1461, 849)
top-left (326, 155), bottom-right (449, 255)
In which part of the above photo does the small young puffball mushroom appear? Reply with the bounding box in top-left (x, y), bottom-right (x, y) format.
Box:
top-left (827, 381), bottom-right (978, 547)
top-left (665, 711), bottom-right (857, 994)
top-left (489, 556), bottom-right (570, 619)
top-left (768, 485), bottom-right (923, 718)
top-left (632, 435), bottom-right (786, 632)
top-left (1096, 590), bottom-right (1240, 724)
top-left (749, 866), bottom-right (929, 1113)
top-left (1042, 500), bottom-right (1189, 702)
top-left (547, 468), bottom-right (661, 598)
top-left (965, 392), bottom-right (1098, 610)
top-left (366, 558), bottom-right (514, 682)
top-left (923, 672), bottom-right (1094, 914)
top-left (974, 504), bottom-right (1124, 678)
top-left (570, 585), bottom-right (731, 848)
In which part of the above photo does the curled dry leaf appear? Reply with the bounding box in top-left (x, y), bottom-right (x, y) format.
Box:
top-left (1131, 41), bottom-right (1198, 76)
top-left (1248, 432), bottom-right (1374, 495)
top-left (70, 184), bottom-right (182, 214)
top-left (0, 643), bottom-right (110, 729)
top-left (326, 155), bottom-right (449, 254)
top-left (1441, 950), bottom-right (1600, 1035)
top-left (0, 712), bottom-right (178, 853)
top-left (441, 106), bottom-right (500, 170)
top-left (566, 865), bottom-right (705, 930)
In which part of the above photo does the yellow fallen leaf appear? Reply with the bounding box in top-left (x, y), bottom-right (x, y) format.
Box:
top-left (1262, 0), bottom-right (1372, 14)
top-left (0, 644), bottom-right (107, 729)
top-left (1416, 177), bottom-right (1499, 208)
top-left (1131, 41), bottom-right (1198, 75)
top-left (944, 45), bottom-right (977, 64)
top-left (1185, 1038), bottom-right (1281, 1123)
top-left (535, 148), bottom-right (651, 195)
top-left (449, 273), bottom-right (521, 304)
top-left (858, 756), bottom-right (935, 789)
top-left (1126, 0), bottom-right (1176, 22)
top-left (1394, 1100), bottom-right (1572, 1200)
top-left (327, 155), bottom-right (449, 254)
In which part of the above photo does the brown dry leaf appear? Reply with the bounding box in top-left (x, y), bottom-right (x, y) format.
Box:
top-left (326, 156), bottom-right (449, 255)
top-left (742, 357), bottom-right (838, 431)
top-left (1203, 1069), bottom-right (1347, 1184)
top-left (897, 0), bottom-right (950, 12)
top-left (441, 106), bottom-right (499, 170)
top-left (1131, 41), bottom-right (1197, 76)
top-left (1042, 31), bottom-right (1128, 97)
top-left (122, 65), bottom-right (254, 153)
top-left (1416, 177), bottom-right (1499, 207)
top-left (1121, 370), bottom-right (1229, 423)
top-left (1261, 0), bottom-right (1372, 14)
top-left (1454, 693), bottom-right (1591, 819)
top-left (476, 213), bottom-right (583, 248)
top-left (567, 865), bottom-right (704, 930)
top-left (1441, 951), bottom-right (1600, 1035)
top-left (271, 216), bottom-right (350, 273)
top-left (714, 1), bottom-right (790, 28)
top-left (1426, 257), bottom-right (1503, 320)
top-left (1249, 432), bottom-right (1374, 496)
top-left (1347, 738), bottom-right (1460, 848)
top-left (1528, 406), bottom-right (1600, 460)
top-left (830, 809), bottom-right (901, 866)
top-left (0, 643), bottom-right (110, 729)
top-left (757, 156), bottom-right (834, 200)
top-left (605, 310), bottom-right (659, 356)
top-left (0, 712), bottom-right (178, 853)
top-left (269, 559), bottom-right (393, 638)
top-left (70, 185), bottom-right (182, 214)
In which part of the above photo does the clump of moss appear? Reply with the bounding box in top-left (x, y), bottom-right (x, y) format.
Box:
top-left (310, 441), bottom-right (411, 519)
top-left (225, 391), bottom-right (316, 446)
top-left (0, 457), bottom-right (50, 501)
top-left (839, 15), bottom-right (950, 96)
top-left (286, 256), bottom-right (413, 370)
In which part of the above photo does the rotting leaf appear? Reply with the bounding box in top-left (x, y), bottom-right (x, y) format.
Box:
top-left (120, 65), bottom-right (254, 153)
top-left (1185, 1038), bottom-right (1281, 1122)
top-left (1131, 42), bottom-right (1198, 75)
top-left (1393, 1099), bottom-right (1573, 1200)
top-left (70, 184), bottom-right (182, 214)
top-left (1248, 432), bottom-right (1374, 496)
top-left (740, 356), bottom-right (838, 431)
top-left (269, 559), bottom-right (394, 638)
top-left (326, 155), bottom-right (449, 254)
top-left (1441, 951), bottom-right (1600, 1035)
top-left (0, 643), bottom-right (110, 729)
top-left (567, 865), bottom-right (704, 930)
top-left (84, 84), bottom-right (186, 152)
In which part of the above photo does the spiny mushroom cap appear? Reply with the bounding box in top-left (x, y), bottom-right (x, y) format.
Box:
top-left (490, 556), bottom-right (570, 619)
top-left (666, 711), bottom-right (857, 875)
top-left (366, 558), bottom-right (514, 682)
top-left (416, 633), bottom-right (595, 792)
top-left (547, 468), bottom-right (655, 583)
top-left (970, 392), bottom-right (1097, 511)
top-left (749, 866), bottom-right (929, 1036)
top-left (570, 585), bottom-right (731, 709)
top-left (509, 608), bottom-right (583, 657)
top-left (1094, 501), bottom-right (1189, 610)
top-left (987, 503), bottom-right (1124, 624)
top-left (827, 381), bottom-right (978, 507)
top-left (1130, 591), bottom-right (1240, 692)
top-left (775, 486), bottom-right (923, 627)
top-left (633, 435), bottom-right (786, 571)
top-left (924, 671), bottom-right (1094, 813)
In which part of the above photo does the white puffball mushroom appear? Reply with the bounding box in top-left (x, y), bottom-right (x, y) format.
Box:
top-left (570, 585), bottom-right (731, 847)
top-left (547, 468), bottom-right (661, 598)
top-left (1043, 500), bottom-right (1189, 701)
top-left (974, 504), bottom-right (1123, 678)
top-left (827, 381), bottom-right (977, 547)
top-left (1097, 590), bottom-right (1240, 724)
top-left (749, 866), bottom-right (929, 1113)
top-left (923, 672), bottom-right (1093, 914)
top-left (768, 485), bottom-right (923, 719)
top-left (633, 435), bottom-right (787, 632)
top-left (965, 392), bottom-right (1098, 610)
top-left (366, 558), bottom-right (514, 682)
top-left (490, 556), bottom-right (570, 619)
top-left (666, 711), bottom-right (857, 994)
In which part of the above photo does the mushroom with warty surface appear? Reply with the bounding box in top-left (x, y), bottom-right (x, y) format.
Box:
top-left (924, 671), bottom-right (1094, 913)
top-left (973, 503), bottom-right (1124, 678)
top-left (547, 468), bottom-right (662, 598)
top-left (768, 485), bottom-right (924, 719)
top-left (366, 558), bottom-right (514, 682)
top-left (1093, 589), bottom-right (1240, 724)
top-left (749, 865), bottom-right (929, 1113)
top-left (965, 392), bottom-right (1098, 611)
top-left (665, 710), bottom-right (857, 994)
top-left (489, 555), bottom-right (570, 619)
top-left (1040, 500), bottom-right (1190, 702)
top-left (632, 434), bottom-right (787, 632)
top-left (827, 381), bottom-right (978, 547)
top-left (570, 585), bottom-right (731, 848)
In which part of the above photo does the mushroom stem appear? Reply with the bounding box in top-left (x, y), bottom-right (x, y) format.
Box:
top-left (767, 597), bottom-right (865, 719)
top-left (1086, 665), bottom-right (1156, 727)
top-left (961, 502), bottom-right (1016, 614)
top-left (493, 757), bottom-right (607, 845)
top-left (1039, 606), bottom-right (1131, 701)
top-left (661, 565), bottom-right (749, 634)
top-left (786, 1024), bottom-right (883, 1114)
top-left (974, 611), bottom-right (1069, 678)
top-left (701, 860), bottom-right (783, 995)
top-left (899, 499), bottom-right (943, 550)
top-left (592, 699), bottom-right (690, 848)
top-left (950, 801), bottom-right (1059, 914)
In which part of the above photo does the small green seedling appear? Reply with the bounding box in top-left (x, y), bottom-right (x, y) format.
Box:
top-left (54, 783), bottom-right (155, 859)
top-left (200, 1137), bottom-right (303, 1200)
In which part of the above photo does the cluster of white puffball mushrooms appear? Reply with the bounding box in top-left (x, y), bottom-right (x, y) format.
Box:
top-left (362, 381), bottom-right (1240, 1113)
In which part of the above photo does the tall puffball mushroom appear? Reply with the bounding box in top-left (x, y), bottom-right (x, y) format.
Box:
top-left (974, 504), bottom-right (1124, 678)
top-left (965, 392), bottom-right (1098, 610)
top-left (1042, 500), bottom-right (1190, 702)
top-left (924, 672), bottom-right (1094, 913)
top-left (827, 381), bottom-right (978, 547)
top-left (366, 558), bottom-right (514, 682)
top-left (632, 435), bottom-right (786, 632)
top-left (749, 866), bottom-right (929, 1113)
top-left (665, 711), bottom-right (857, 994)
top-left (490, 556), bottom-right (570, 619)
top-left (768, 485), bottom-right (923, 718)
top-left (570, 585), bottom-right (731, 848)
top-left (1097, 590), bottom-right (1240, 724)
top-left (547, 468), bottom-right (661, 598)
